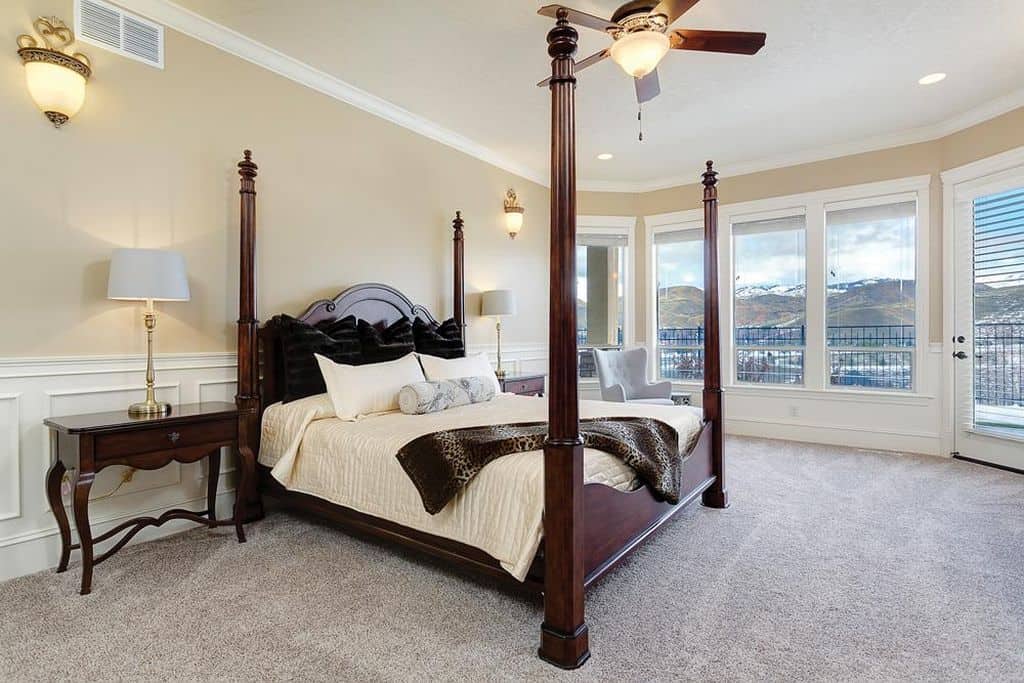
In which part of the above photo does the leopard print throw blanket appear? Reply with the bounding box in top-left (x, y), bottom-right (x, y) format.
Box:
top-left (396, 418), bottom-right (681, 515)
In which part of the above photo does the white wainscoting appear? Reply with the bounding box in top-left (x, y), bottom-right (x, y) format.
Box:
top-left (0, 344), bottom-right (945, 582)
top-left (0, 353), bottom-right (239, 582)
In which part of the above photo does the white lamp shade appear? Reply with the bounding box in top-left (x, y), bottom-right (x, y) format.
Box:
top-left (108, 248), bottom-right (190, 302)
top-left (481, 289), bottom-right (517, 317)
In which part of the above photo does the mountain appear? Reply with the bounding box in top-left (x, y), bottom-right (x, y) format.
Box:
top-left (976, 283), bottom-right (1024, 324)
top-left (657, 278), bottom-right (918, 329)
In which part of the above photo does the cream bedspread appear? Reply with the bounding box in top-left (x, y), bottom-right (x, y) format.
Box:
top-left (259, 393), bottom-right (703, 580)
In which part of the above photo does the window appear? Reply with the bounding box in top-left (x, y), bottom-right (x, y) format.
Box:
top-left (653, 228), bottom-right (704, 380)
top-left (645, 175), bottom-right (928, 395)
top-left (577, 231), bottom-right (629, 378)
top-left (826, 200), bottom-right (916, 390)
top-left (733, 215), bottom-right (807, 385)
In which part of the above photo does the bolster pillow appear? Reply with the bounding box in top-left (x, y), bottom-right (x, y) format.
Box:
top-left (398, 376), bottom-right (496, 415)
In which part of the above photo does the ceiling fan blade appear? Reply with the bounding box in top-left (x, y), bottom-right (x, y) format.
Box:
top-left (536, 49), bottom-right (609, 87)
top-left (650, 0), bottom-right (702, 25)
top-left (537, 4), bottom-right (621, 33)
top-left (670, 29), bottom-right (766, 55)
top-left (635, 69), bottom-right (661, 104)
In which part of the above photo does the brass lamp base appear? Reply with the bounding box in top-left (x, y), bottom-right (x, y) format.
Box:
top-left (128, 400), bottom-right (171, 417)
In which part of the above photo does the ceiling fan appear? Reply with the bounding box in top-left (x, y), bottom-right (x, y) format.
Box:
top-left (537, 1), bottom-right (766, 107)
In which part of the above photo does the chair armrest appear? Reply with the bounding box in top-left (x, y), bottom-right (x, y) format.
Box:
top-left (631, 380), bottom-right (673, 400)
top-left (602, 384), bottom-right (627, 402)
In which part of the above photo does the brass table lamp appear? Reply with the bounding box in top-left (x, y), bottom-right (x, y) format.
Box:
top-left (480, 289), bottom-right (518, 380)
top-left (107, 249), bottom-right (190, 416)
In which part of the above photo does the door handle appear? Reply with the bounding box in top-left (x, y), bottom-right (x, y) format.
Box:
top-left (952, 351), bottom-right (968, 360)
top-left (953, 335), bottom-right (965, 343)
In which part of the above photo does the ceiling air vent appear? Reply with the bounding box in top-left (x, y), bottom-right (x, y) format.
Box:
top-left (75, 0), bottom-right (164, 69)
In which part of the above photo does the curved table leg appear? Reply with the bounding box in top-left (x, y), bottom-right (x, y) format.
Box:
top-left (206, 448), bottom-right (221, 527)
top-left (71, 471), bottom-right (95, 595)
top-left (233, 446), bottom-right (255, 544)
top-left (46, 460), bottom-right (72, 573)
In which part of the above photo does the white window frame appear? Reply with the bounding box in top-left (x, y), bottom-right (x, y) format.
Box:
top-left (645, 215), bottom-right (704, 384)
top-left (577, 216), bottom-right (637, 385)
top-left (644, 174), bottom-right (932, 397)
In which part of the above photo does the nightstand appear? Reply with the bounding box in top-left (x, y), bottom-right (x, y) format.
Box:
top-left (499, 373), bottom-right (546, 397)
top-left (43, 402), bottom-right (253, 595)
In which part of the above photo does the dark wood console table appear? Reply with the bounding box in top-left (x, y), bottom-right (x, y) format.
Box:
top-left (43, 402), bottom-right (252, 595)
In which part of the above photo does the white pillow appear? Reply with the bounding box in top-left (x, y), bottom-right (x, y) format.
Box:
top-left (417, 352), bottom-right (500, 395)
top-left (315, 352), bottom-right (425, 421)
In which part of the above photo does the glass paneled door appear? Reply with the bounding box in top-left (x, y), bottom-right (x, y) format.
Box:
top-left (953, 181), bottom-right (1024, 470)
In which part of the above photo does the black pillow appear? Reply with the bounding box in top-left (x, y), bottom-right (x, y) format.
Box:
top-left (275, 314), bottom-right (360, 403)
top-left (413, 317), bottom-right (464, 359)
top-left (358, 317), bottom-right (416, 363)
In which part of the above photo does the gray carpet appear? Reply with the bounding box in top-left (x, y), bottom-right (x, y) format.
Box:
top-left (2, 436), bottom-right (1023, 682)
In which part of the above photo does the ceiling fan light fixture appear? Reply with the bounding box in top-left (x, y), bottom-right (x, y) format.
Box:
top-left (609, 29), bottom-right (669, 78)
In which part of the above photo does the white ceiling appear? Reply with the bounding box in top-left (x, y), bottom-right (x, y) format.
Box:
top-left (173, 0), bottom-right (1024, 190)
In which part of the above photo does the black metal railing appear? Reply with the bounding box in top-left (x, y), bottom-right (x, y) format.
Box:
top-left (577, 327), bottom-right (624, 378)
top-left (975, 323), bottom-right (1023, 407)
top-left (576, 322), bottom-right (1021, 405)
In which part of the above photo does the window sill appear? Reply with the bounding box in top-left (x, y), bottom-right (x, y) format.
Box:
top-left (666, 380), bottom-right (935, 406)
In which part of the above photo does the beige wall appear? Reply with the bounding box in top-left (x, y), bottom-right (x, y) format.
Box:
top-left (3, 1), bottom-right (1022, 358)
top-left (1, 1), bottom-right (553, 357)
top-left (626, 108), bottom-right (1024, 344)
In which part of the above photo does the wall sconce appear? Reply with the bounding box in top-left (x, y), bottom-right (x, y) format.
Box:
top-left (16, 17), bottom-right (91, 128)
top-left (503, 188), bottom-right (524, 239)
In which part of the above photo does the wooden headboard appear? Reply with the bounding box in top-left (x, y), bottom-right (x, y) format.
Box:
top-left (234, 150), bottom-right (467, 460)
top-left (258, 282), bottom-right (451, 409)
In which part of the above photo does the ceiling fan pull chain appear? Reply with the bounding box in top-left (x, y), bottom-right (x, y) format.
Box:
top-left (638, 104), bottom-right (643, 142)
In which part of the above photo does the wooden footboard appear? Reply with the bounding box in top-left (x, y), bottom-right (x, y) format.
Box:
top-left (581, 421), bottom-right (714, 587)
top-left (256, 420), bottom-right (715, 597)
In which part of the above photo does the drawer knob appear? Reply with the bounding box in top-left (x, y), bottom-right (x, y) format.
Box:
top-left (168, 431), bottom-right (181, 444)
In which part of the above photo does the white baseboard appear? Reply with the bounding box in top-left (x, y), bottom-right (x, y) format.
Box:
top-left (726, 417), bottom-right (943, 456)
top-left (0, 352), bottom-right (240, 582)
top-left (0, 487), bottom-right (237, 583)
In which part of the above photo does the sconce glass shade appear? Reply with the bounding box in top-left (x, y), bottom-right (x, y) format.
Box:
top-left (609, 30), bottom-right (670, 78)
top-left (505, 209), bottom-right (524, 238)
top-left (24, 60), bottom-right (87, 125)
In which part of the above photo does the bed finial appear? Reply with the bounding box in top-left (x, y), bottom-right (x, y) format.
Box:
top-left (452, 211), bottom-right (465, 339)
top-left (238, 149), bottom-right (257, 180)
top-left (702, 160), bottom-right (717, 192)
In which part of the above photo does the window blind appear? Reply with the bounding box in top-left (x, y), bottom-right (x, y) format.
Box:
top-left (974, 188), bottom-right (1024, 285)
top-left (732, 215), bottom-right (805, 236)
top-left (654, 229), bottom-right (702, 245)
top-left (578, 233), bottom-right (628, 248)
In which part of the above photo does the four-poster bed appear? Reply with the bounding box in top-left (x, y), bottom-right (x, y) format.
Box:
top-left (231, 11), bottom-right (726, 671)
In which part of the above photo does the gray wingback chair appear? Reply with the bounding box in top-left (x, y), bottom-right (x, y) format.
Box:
top-left (592, 347), bottom-right (674, 405)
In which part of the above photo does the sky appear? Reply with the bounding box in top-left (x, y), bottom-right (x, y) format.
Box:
top-left (655, 213), bottom-right (917, 290)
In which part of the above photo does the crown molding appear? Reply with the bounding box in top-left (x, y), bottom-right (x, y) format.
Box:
top-left (116, 1), bottom-right (1022, 196)
top-left (115, 0), bottom-right (548, 187)
top-left (580, 87), bottom-right (1024, 193)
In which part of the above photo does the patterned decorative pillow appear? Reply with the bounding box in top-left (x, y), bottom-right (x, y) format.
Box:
top-left (413, 317), bottom-right (464, 359)
top-left (398, 376), bottom-right (497, 415)
top-left (275, 314), bottom-right (360, 403)
top-left (358, 317), bottom-right (416, 364)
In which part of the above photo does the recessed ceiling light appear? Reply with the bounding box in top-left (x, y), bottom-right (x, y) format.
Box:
top-left (918, 72), bottom-right (947, 86)
top-left (597, 153), bottom-right (614, 160)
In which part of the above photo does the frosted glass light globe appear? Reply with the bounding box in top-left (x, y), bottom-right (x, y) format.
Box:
top-left (610, 30), bottom-right (670, 78)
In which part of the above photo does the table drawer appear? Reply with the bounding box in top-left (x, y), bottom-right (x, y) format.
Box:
top-left (94, 418), bottom-right (236, 459)
top-left (504, 377), bottom-right (545, 396)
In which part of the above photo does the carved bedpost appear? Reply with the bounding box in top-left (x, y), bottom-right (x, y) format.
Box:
top-left (236, 150), bottom-right (264, 520)
top-left (539, 9), bottom-right (589, 670)
top-left (701, 161), bottom-right (728, 509)
top-left (452, 211), bottom-right (466, 339)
